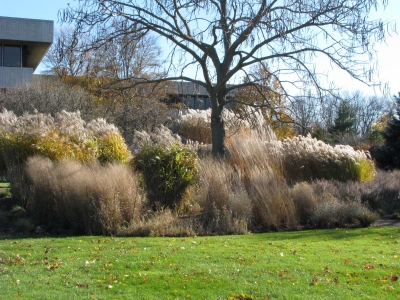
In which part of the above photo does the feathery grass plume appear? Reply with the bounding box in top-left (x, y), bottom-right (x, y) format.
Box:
top-left (0, 109), bottom-right (130, 206)
top-left (25, 156), bottom-right (142, 235)
top-left (171, 114), bottom-right (212, 144)
top-left (265, 135), bottom-right (375, 183)
top-left (133, 143), bottom-right (198, 211)
top-left (131, 125), bottom-right (182, 152)
top-left (169, 107), bottom-right (276, 142)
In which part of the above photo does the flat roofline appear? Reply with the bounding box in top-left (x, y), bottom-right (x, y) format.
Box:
top-left (0, 16), bottom-right (53, 71)
top-left (0, 16), bottom-right (53, 43)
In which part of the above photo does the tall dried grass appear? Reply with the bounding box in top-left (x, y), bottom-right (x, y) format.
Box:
top-left (120, 209), bottom-right (197, 237)
top-left (25, 156), bottom-right (142, 235)
top-left (290, 182), bottom-right (317, 224)
top-left (360, 170), bottom-right (400, 216)
top-left (248, 169), bottom-right (298, 230)
top-left (189, 157), bottom-right (251, 234)
top-left (300, 180), bottom-right (379, 228)
top-left (226, 130), bottom-right (298, 230)
top-left (227, 131), bottom-right (282, 186)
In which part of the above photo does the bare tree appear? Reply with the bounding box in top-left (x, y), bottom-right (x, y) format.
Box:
top-left (342, 91), bottom-right (391, 137)
top-left (62, 0), bottom-right (391, 156)
top-left (291, 91), bottom-right (320, 136)
top-left (233, 63), bottom-right (295, 139)
top-left (43, 27), bottom-right (92, 76)
top-left (44, 21), bottom-right (162, 80)
top-left (85, 19), bottom-right (163, 80)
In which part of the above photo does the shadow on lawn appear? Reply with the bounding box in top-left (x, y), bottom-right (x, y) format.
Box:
top-left (1, 226), bottom-right (398, 242)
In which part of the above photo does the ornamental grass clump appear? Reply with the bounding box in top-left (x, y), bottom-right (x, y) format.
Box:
top-left (293, 180), bottom-right (379, 228)
top-left (360, 170), bottom-right (400, 216)
top-left (25, 156), bottom-right (142, 235)
top-left (189, 157), bottom-right (251, 234)
top-left (133, 144), bottom-right (198, 211)
top-left (290, 182), bottom-right (317, 224)
top-left (266, 135), bottom-right (375, 183)
top-left (170, 112), bottom-right (212, 144)
top-left (226, 131), bottom-right (297, 231)
top-left (131, 125), bottom-right (182, 152)
top-left (0, 109), bottom-right (130, 206)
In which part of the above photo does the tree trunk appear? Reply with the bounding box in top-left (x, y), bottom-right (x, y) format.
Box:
top-left (211, 102), bottom-right (226, 157)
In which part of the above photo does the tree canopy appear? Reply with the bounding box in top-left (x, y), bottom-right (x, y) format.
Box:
top-left (383, 93), bottom-right (400, 168)
top-left (62, 0), bottom-right (391, 156)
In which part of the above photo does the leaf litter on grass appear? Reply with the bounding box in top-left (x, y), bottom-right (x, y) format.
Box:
top-left (0, 227), bottom-right (399, 299)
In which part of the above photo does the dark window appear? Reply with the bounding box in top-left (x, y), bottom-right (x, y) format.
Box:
top-left (22, 46), bottom-right (28, 67)
top-left (0, 45), bottom-right (2, 66)
top-left (3, 45), bottom-right (21, 67)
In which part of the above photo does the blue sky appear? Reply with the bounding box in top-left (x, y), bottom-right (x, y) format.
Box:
top-left (1, 0), bottom-right (399, 96)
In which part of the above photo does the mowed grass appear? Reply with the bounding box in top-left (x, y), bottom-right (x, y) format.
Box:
top-left (0, 227), bottom-right (399, 299)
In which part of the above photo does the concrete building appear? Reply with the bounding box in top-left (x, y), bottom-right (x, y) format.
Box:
top-left (167, 81), bottom-right (234, 109)
top-left (0, 16), bottom-right (53, 89)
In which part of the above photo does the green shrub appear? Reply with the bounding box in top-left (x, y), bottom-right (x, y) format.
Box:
top-left (96, 133), bottom-right (130, 164)
top-left (133, 144), bottom-right (198, 210)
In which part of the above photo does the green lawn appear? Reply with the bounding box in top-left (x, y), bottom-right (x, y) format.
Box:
top-left (0, 227), bottom-right (399, 299)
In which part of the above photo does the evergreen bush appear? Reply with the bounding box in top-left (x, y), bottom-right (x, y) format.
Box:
top-left (382, 93), bottom-right (400, 169)
top-left (133, 144), bottom-right (198, 210)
